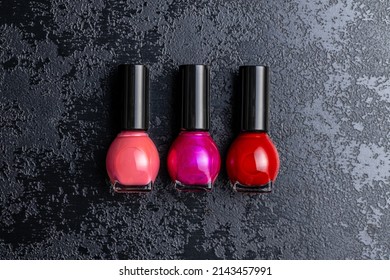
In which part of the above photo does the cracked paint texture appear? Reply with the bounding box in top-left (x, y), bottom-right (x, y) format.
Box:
top-left (1, 0), bottom-right (389, 259)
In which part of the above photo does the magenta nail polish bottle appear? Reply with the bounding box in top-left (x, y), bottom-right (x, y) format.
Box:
top-left (167, 65), bottom-right (221, 192)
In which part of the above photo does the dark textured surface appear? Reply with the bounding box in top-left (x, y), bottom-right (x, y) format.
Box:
top-left (1, 0), bottom-right (389, 260)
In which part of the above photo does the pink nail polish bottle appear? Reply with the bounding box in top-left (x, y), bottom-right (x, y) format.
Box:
top-left (167, 65), bottom-right (221, 192)
top-left (106, 64), bottom-right (160, 193)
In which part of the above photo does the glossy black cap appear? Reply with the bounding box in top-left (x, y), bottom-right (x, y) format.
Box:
top-left (180, 64), bottom-right (209, 130)
top-left (119, 64), bottom-right (149, 130)
top-left (240, 65), bottom-right (269, 131)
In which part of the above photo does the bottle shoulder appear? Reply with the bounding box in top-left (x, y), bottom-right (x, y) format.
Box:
top-left (108, 131), bottom-right (158, 154)
top-left (171, 131), bottom-right (218, 150)
top-left (229, 132), bottom-right (278, 154)
top-left (117, 131), bottom-right (149, 137)
top-left (177, 131), bottom-right (212, 137)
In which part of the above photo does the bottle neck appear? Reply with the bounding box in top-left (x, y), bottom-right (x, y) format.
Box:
top-left (179, 130), bottom-right (210, 136)
top-left (180, 127), bottom-right (209, 132)
top-left (240, 128), bottom-right (268, 133)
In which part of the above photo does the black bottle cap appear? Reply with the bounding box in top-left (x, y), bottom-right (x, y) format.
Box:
top-left (240, 65), bottom-right (269, 132)
top-left (180, 64), bottom-right (210, 130)
top-left (119, 64), bottom-right (149, 130)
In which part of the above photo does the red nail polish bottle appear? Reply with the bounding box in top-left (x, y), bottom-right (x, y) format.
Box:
top-left (226, 66), bottom-right (280, 193)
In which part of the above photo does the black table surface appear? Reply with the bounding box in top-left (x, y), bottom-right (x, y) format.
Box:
top-left (1, 0), bottom-right (389, 259)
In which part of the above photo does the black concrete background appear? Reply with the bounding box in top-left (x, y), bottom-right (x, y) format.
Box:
top-left (1, 0), bottom-right (389, 259)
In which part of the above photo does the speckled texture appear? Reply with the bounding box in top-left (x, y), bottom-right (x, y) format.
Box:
top-left (1, 0), bottom-right (389, 260)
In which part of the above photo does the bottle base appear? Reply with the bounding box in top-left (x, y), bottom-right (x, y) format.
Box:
top-left (232, 181), bottom-right (273, 193)
top-left (112, 181), bottom-right (153, 193)
top-left (174, 181), bottom-right (212, 192)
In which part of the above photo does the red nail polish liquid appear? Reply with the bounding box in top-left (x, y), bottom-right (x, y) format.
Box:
top-left (226, 66), bottom-right (280, 193)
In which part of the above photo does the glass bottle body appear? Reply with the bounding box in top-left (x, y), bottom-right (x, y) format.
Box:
top-left (167, 131), bottom-right (221, 192)
top-left (106, 131), bottom-right (160, 193)
top-left (226, 132), bottom-right (279, 193)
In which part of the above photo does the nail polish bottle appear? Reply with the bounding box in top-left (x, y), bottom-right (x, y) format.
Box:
top-left (226, 66), bottom-right (280, 193)
top-left (106, 64), bottom-right (160, 193)
top-left (167, 65), bottom-right (221, 192)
